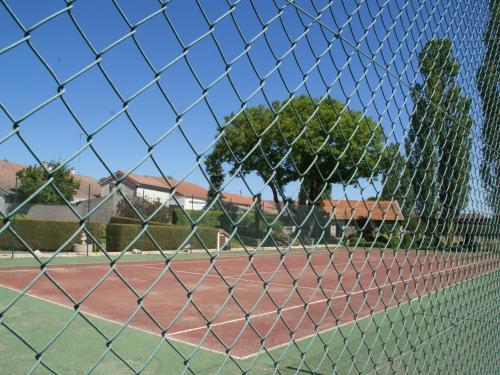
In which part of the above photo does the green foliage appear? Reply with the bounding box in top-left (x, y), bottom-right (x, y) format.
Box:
top-left (16, 162), bottom-right (80, 204)
top-left (217, 209), bottom-right (239, 233)
top-left (477, 0), bottom-right (500, 214)
top-left (389, 235), bottom-right (401, 249)
top-left (380, 144), bottom-right (414, 222)
top-left (345, 236), bottom-right (386, 248)
top-left (173, 209), bottom-right (221, 227)
top-left (205, 96), bottom-right (386, 209)
top-left (374, 232), bottom-right (390, 243)
top-left (206, 205), bottom-right (288, 247)
top-left (106, 223), bottom-right (218, 252)
top-left (0, 219), bottom-right (103, 251)
top-left (109, 216), bottom-right (172, 227)
top-left (116, 196), bottom-right (176, 223)
top-left (407, 39), bottom-right (472, 224)
top-left (401, 233), bottom-right (415, 249)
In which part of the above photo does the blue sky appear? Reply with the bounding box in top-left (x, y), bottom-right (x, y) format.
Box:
top-left (0, 0), bottom-right (489, 204)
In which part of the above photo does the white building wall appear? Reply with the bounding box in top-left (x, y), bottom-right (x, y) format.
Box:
top-left (0, 193), bottom-right (5, 212)
top-left (136, 187), bottom-right (169, 202)
top-left (100, 182), bottom-right (207, 209)
top-left (101, 181), bottom-right (136, 199)
top-left (100, 185), bottom-right (111, 197)
top-left (182, 197), bottom-right (206, 211)
top-left (136, 187), bottom-right (182, 206)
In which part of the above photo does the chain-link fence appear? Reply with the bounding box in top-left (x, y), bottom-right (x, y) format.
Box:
top-left (0, 0), bottom-right (499, 373)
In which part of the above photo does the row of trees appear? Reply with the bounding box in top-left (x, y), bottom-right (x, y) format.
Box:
top-left (205, 38), bottom-right (476, 234)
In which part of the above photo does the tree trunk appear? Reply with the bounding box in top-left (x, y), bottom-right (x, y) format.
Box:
top-left (269, 181), bottom-right (282, 213)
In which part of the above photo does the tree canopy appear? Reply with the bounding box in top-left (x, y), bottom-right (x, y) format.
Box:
top-left (380, 144), bottom-right (414, 221)
top-left (205, 95), bottom-right (386, 211)
top-left (16, 162), bottom-right (80, 204)
top-left (406, 39), bottom-right (472, 225)
top-left (477, 0), bottom-right (500, 214)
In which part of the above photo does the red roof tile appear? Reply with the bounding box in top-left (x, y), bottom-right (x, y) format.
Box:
top-left (98, 172), bottom-right (402, 221)
top-left (221, 192), bottom-right (254, 206)
top-left (0, 160), bottom-right (24, 194)
top-left (221, 193), bottom-right (279, 214)
top-left (322, 199), bottom-right (403, 221)
top-left (104, 172), bottom-right (209, 199)
top-left (73, 175), bottom-right (102, 200)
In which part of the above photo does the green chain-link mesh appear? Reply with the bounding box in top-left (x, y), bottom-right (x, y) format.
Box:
top-left (0, 0), bottom-right (499, 374)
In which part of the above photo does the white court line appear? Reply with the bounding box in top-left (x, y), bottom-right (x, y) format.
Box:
top-left (0, 248), bottom-right (391, 273)
top-left (0, 253), bottom-right (391, 274)
top-left (0, 283), bottom-right (230, 358)
top-left (0, 249), bottom-right (338, 271)
top-left (167, 259), bottom-right (495, 337)
top-left (139, 260), bottom-right (361, 276)
top-left (139, 265), bottom-right (336, 293)
top-left (236, 264), bottom-right (499, 360)
top-left (135, 257), bottom-right (386, 293)
top-left (0, 258), bottom-right (495, 361)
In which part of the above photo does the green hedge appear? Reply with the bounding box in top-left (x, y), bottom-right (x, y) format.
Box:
top-left (106, 223), bottom-right (218, 252)
top-left (110, 216), bottom-right (172, 227)
top-left (0, 218), bottom-right (104, 251)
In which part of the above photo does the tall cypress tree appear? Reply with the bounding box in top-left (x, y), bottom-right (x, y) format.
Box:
top-left (407, 39), bottom-right (473, 227)
top-left (380, 144), bottom-right (414, 221)
top-left (477, 0), bottom-right (500, 215)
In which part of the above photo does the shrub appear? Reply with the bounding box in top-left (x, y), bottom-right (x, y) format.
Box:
top-left (346, 236), bottom-right (362, 246)
top-left (401, 233), bottom-right (415, 249)
top-left (173, 209), bottom-right (222, 227)
top-left (0, 218), bottom-right (103, 251)
top-left (116, 197), bottom-right (175, 224)
top-left (106, 223), bottom-right (218, 252)
top-left (375, 232), bottom-right (390, 244)
top-left (110, 216), bottom-right (171, 227)
top-left (232, 233), bottom-right (286, 248)
top-left (389, 235), bottom-right (401, 249)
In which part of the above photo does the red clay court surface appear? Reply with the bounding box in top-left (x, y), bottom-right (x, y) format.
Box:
top-left (0, 250), bottom-right (498, 358)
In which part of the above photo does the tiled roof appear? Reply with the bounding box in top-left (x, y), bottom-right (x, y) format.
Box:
top-left (261, 200), bottom-right (278, 215)
top-left (99, 172), bottom-right (402, 221)
top-left (221, 192), bottom-right (254, 206)
top-left (103, 172), bottom-right (209, 199)
top-left (221, 192), bottom-right (278, 214)
top-left (322, 199), bottom-right (403, 221)
top-left (73, 175), bottom-right (102, 200)
top-left (0, 160), bottom-right (24, 194)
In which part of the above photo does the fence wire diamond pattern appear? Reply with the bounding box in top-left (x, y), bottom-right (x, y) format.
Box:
top-left (0, 0), bottom-right (499, 374)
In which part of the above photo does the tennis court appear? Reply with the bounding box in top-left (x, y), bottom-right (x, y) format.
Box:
top-left (0, 249), bottom-right (496, 359)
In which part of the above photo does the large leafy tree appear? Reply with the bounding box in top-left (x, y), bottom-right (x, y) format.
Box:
top-left (205, 95), bottom-right (385, 212)
top-left (407, 39), bottom-right (473, 226)
top-left (477, 0), bottom-right (500, 214)
top-left (16, 162), bottom-right (80, 204)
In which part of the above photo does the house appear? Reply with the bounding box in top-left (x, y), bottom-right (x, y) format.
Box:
top-left (100, 172), bottom-right (282, 213)
top-left (322, 199), bottom-right (404, 238)
top-left (99, 172), bottom-right (209, 211)
top-left (0, 188), bottom-right (7, 212)
top-left (71, 174), bottom-right (103, 202)
top-left (0, 160), bottom-right (100, 208)
top-left (0, 160), bottom-right (24, 211)
top-left (221, 192), bottom-right (278, 215)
